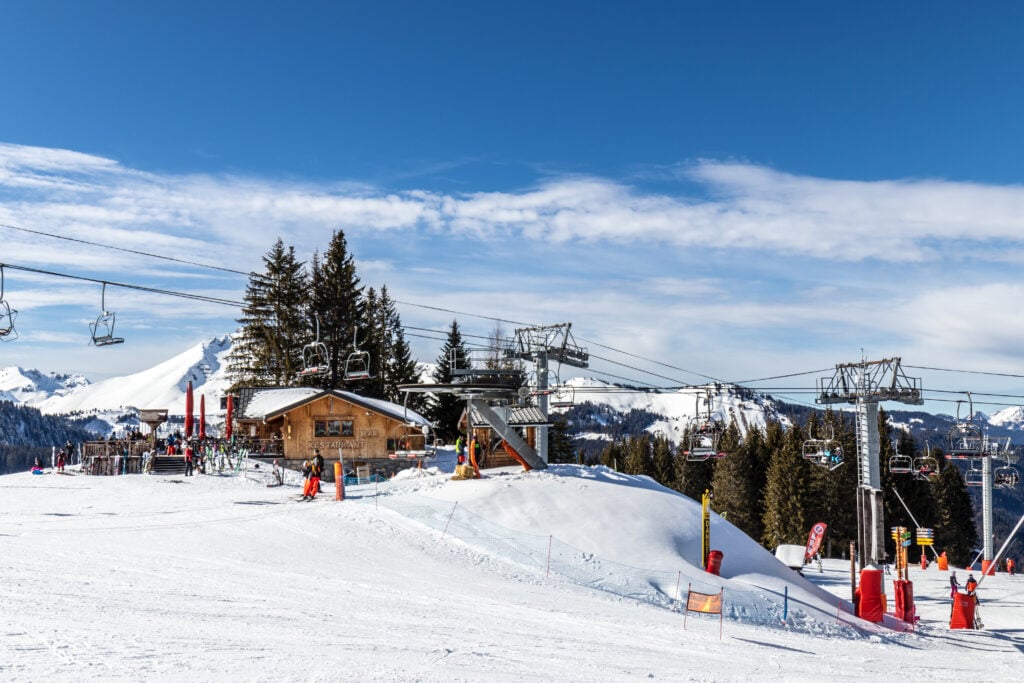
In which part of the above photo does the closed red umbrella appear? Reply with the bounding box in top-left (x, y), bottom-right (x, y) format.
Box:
top-left (199, 394), bottom-right (206, 440)
top-left (184, 380), bottom-right (194, 439)
top-left (225, 394), bottom-right (233, 440)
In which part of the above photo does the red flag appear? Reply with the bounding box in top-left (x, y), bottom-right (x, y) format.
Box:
top-left (199, 394), bottom-right (206, 440)
top-left (804, 522), bottom-right (828, 561)
top-left (184, 381), bottom-right (194, 439)
top-left (225, 394), bottom-right (234, 440)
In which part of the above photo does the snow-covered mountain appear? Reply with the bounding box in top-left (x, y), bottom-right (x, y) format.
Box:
top-left (0, 367), bottom-right (90, 404)
top-left (0, 336), bottom-right (234, 435)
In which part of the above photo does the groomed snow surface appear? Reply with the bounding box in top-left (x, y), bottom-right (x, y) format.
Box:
top-left (2, 455), bottom-right (1021, 681)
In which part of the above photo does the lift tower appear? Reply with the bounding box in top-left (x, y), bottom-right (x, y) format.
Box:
top-left (507, 323), bottom-right (589, 464)
top-left (817, 357), bottom-right (923, 567)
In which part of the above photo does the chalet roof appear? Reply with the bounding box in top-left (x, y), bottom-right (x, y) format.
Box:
top-left (466, 404), bottom-right (549, 428)
top-left (241, 388), bottom-right (430, 427)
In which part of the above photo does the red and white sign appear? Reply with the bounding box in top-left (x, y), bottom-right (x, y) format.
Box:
top-left (804, 522), bottom-right (828, 561)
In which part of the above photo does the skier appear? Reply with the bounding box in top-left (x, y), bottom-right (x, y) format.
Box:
top-left (301, 460), bottom-right (314, 500)
top-left (312, 450), bottom-right (325, 495)
top-left (949, 570), bottom-right (959, 598)
top-left (965, 573), bottom-right (978, 595)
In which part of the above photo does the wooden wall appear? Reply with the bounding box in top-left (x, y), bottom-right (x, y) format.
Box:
top-left (243, 394), bottom-right (409, 462)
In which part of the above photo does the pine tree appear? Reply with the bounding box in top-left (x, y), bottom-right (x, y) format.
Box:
top-left (762, 422), bottom-right (810, 548)
top-left (933, 455), bottom-right (978, 566)
top-left (804, 410), bottom-right (857, 557)
top-left (547, 413), bottom-right (576, 464)
top-left (651, 433), bottom-right (675, 487)
top-left (309, 231), bottom-right (364, 390)
top-left (228, 239), bottom-right (308, 388)
top-left (426, 320), bottom-right (470, 441)
top-left (360, 286), bottom-right (421, 407)
top-left (622, 435), bottom-right (653, 477)
top-left (711, 421), bottom-right (762, 541)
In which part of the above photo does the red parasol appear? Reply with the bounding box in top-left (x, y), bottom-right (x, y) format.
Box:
top-left (225, 394), bottom-right (234, 440)
top-left (199, 394), bottom-right (206, 440)
top-left (184, 380), bottom-right (194, 439)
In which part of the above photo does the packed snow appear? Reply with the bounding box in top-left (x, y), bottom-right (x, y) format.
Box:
top-left (1, 452), bottom-right (1021, 681)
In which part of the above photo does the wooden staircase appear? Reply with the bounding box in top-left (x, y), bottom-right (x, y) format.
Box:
top-left (150, 456), bottom-right (186, 475)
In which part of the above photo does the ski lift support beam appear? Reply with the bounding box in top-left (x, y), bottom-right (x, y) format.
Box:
top-left (815, 357), bottom-right (923, 567)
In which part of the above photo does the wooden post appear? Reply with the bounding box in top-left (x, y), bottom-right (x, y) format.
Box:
top-left (850, 541), bottom-right (857, 602)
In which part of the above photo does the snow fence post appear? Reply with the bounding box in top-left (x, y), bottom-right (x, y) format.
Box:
top-left (442, 501), bottom-right (458, 538)
top-left (546, 535), bottom-right (553, 578)
top-left (335, 461), bottom-right (344, 501)
top-left (783, 586), bottom-right (788, 623)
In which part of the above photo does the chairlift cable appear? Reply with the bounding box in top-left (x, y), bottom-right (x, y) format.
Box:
top-left (0, 262), bottom-right (245, 307)
top-left (0, 222), bottom-right (254, 276)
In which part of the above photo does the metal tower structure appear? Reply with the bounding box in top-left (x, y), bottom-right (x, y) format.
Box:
top-left (817, 357), bottom-right (923, 567)
top-left (507, 323), bottom-right (589, 464)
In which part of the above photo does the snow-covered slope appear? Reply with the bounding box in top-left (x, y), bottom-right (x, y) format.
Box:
top-left (0, 367), bottom-right (89, 405)
top-left (1, 461), bottom-right (1019, 679)
top-left (26, 336), bottom-right (233, 422)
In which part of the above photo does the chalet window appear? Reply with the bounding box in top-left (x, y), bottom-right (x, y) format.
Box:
top-left (314, 419), bottom-right (354, 437)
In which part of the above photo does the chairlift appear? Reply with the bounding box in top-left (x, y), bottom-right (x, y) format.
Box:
top-left (89, 283), bottom-right (124, 347)
top-left (550, 385), bottom-right (575, 409)
top-left (0, 266), bottom-right (17, 341)
top-left (684, 389), bottom-right (726, 462)
top-left (390, 394), bottom-right (434, 459)
top-left (889, 451), bottom-right (914, 475)
top-left (945, 395), bottom-right (983, 459)
top-left (343, 327), bottom-right (372, 382)
top-left (964, 465), bottom-right (985, 487)
top-left (802, 424), bottom-right (844, 470)
top-left (914, 454), bottom-right (939, 480)
top-left (994, 465), bottom-right (1019, 489)
top-left (297, 315), bottom-right (330, 378)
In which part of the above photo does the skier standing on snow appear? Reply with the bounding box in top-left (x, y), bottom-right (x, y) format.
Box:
top-left (301, 460), bottom-right (314, 500)
top-left (949, 571), bottom-right (959, 598)
top-left (312, 450), bottom-right (325, 496)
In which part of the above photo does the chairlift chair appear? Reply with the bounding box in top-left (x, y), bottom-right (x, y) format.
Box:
top-left (914, 455), bottom-right (939, 480)
top-left (550, 385), bottom-right (575, 409)
top-left (889, 452), bottom-right (914, 475)
top-left (343, 328), bottom-right (372, 382)
top-left (684, 389), bottom-right (727, 462)
top-left (964, 464), bottom-right (985, 487)
top-left (994, 464), bottom-right (1019, 489)
top-left (297, 316), bottom-right (330, 378)
top-left (89, 283), bottom-right (124, 346)
top-left (802, 424), bottom-right (843, 470)
top-left (0, 266), bottom-right (18, 341)
top-left (945, 396), bottom-right (983, 459)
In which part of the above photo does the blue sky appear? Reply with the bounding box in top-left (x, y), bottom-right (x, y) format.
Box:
top-left (2, 2), bottom-right (1024, 415)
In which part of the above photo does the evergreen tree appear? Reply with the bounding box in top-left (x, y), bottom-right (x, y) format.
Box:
top-left (805, 410), bottom-right (857, 557)
top-left (228, 239), bottom-right (308, 388)
top-left (933, 454), bottom-right (978, 566)
top-left (651, 434), bottom-right (675, 487)
top-left (710, 421), bottom-right (762, 541)
top-left (762, 422), bottom-right (810, 549)
top-left (547, 413), bottom-right (576, 464)
top-left (622, 435), bottom-right (653, 477)
top-left (309, 231), bottom-right (364, 389)
top-left (361, 286), bottom-right (422, 408)
top-left (426, 320), bottom-right (470, 441)
top-left (599, 440), bottom-right (624, 470)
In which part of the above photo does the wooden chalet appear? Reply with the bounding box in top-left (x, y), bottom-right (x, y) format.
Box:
top-left (235, 387), bottom-right (432, 479)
